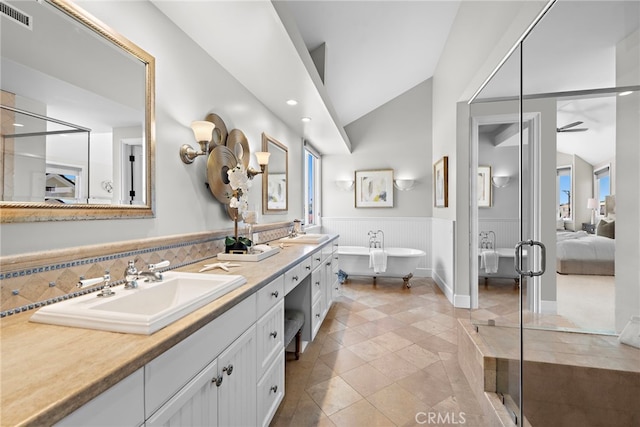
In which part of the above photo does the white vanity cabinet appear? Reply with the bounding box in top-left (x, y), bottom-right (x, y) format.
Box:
top-left (55, 368), bottom-right (144, 427)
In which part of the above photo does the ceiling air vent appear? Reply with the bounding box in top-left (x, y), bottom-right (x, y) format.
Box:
top-left (0, 1), bottom-right (33, 30)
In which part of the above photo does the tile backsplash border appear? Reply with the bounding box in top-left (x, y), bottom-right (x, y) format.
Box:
top-left (0, 221), bottom-right (292, 316)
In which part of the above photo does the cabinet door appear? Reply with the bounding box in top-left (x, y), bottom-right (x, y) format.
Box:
top-left (217, 324), bottom-right (257, 427)
top-left (256, 300), bottom-right (284, 377)
top-left (146, 360), bottom-right (218, 427)
top-left (256, 349), bottom-right (285, 427)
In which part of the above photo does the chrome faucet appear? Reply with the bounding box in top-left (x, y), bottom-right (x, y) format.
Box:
top-left (124, 260), bottom-right (169, 289)
top-left (77, 272), bottom-right (115, 297)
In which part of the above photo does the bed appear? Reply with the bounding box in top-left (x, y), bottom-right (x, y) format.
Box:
top-left (556, 230), bottom-right (615, 275)
top-left (556, 194), bottom-right (616, 275)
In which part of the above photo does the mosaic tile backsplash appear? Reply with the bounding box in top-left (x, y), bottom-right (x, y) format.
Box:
top-left (0, 222), bottom-right (292, 316)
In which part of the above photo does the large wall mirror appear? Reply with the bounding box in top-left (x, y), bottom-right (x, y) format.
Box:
top-left (262, 133), bottom-right (288, 214)
top-left (0, 0), bottom-right (155, 222)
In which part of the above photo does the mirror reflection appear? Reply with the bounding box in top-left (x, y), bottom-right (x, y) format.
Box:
top-left (0, 0), bottom-right (154, 221)
top-left (262, 133), bottom-right (288, 213)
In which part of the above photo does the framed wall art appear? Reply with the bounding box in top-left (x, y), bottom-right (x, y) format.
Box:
top-left (355, 169), bottom-right (394, 208)
top-left (434, 156), bottom-right (448, 208)
top-left (477, 165), bottom-right (492, 207)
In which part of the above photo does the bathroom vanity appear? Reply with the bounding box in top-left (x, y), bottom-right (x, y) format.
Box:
top-left (0, 236), bottom-right (339, 426)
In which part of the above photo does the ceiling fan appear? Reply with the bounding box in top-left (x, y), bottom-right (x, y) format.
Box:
top-left (557, 121), bottom-right (588, 133)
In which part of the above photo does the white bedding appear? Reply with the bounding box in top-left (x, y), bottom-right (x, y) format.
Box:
top-left (556, 231), bottom-right (615, 262)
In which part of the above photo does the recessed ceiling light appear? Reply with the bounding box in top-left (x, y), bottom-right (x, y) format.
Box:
top-left (619, 91), bottom-right (633, 97)
top-left (286, 99), bottom-right (298, 106)
top-left (301, 117), bottom-right (311, 122)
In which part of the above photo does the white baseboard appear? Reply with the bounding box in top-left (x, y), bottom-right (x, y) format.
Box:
top-left (432, 271), bottom-right (455, 306)
top-left (414, 267), bottom-right (430, 278)
top-left (540, 300), bottom-right (557, 314)
top-left (454, 294), bottom-right (471, 309)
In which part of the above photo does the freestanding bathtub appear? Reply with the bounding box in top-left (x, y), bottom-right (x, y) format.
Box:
top-left (337, 246), bottom-right (426, 288)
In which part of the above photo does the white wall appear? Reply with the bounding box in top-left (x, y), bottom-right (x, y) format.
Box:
top-left (0, 1), bottom-right (302, 256)
top-left (321, 79), bottom-right (433, 219)
top-left (478, 133), bottom-right (519, 220)
top-left (432, 0), bottom-right (547, 304)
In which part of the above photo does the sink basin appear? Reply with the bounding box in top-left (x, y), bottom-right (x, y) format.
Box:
top-left (30, 272), bottom-right (246, 335)
top-left (280, 233), bottom-right (329, 244)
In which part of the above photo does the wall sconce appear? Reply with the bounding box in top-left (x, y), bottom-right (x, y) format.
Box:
top-left (393, 179), bottom-right (416, 191)
top-left (491, 176), bottom-right (511, 188)
top-left (246, 151), bottom-right (270, 179)
top-left (335, 180), bottom-right (354, 191)
top-left (180, 120), bottom-right (215, 164)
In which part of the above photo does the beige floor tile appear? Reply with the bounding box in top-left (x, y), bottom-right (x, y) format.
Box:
top-left (366, 383), bottom-right (428, 426)
top-left (411, 318), bottom-right (452, 336)
top-left (347, 339), bottom-right (390, 362)
top-left (319, 347), bottom-right (367, 374)
top-left (352, 321), bottom-right (391, 339)
top-left (357, 308), bottom-right (388, 321)
top-left (369, 352), bottom-right (420, 380)
top-left (333, 312), bottom-right (369, 328)
top-left (306, 376), bottom-right (363, 416)
top-left (395, 344), bottom-right (440, 369)
top-left (290, 392), bottom-right (338, 426)
top-left (371, 331), bottom-right (414, 352)
top-left (306, 359), bottom-right (338, 388)
top-left (396, 368), bottom-right (454, 408)
top-left (328, 327), bottom-right (368, 346)
top-left (319, 336), bottom-right (345, 355)
top-left (340, 363), bottom-right (395, 397)
top-left (393, 325), bottom-right (436, 343)
top-left (329, 399), bottom-right (395, 427)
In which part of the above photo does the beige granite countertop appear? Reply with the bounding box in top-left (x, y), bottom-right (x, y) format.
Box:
top-left (0, 237), bottom-right (336, 427)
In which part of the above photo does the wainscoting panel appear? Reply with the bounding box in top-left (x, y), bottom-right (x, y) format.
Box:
top-left (431, 218), bottom-right (455, 304)
top-left (478, 218), bottom-right (519, 249)
top-left (321, 217), bottom-right (431, 273)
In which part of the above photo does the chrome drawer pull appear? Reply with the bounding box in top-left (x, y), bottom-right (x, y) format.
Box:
top-left (270, 385), bottom-right (278, 393)
top-left (270, 331), bottom-right (278, 338)
top-left (214, 375), bottom-right (223, 386)
top-left (223, 364), bottom-right (233, 375)
top-left (271, 290), bottom-right (279, 298)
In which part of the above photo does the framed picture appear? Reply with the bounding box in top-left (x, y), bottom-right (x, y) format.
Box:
top-left (477, 166), bottom-right (492, 207)
top-left (355, 169), bottom-right (394, 208)
top-left (434, 156), bottom-right (448, 208)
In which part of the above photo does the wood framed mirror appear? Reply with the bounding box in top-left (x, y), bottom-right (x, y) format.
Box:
top-left (261, 133), bottom-right (288, 214)
top-left (0, 0), bottom-right (155, 222)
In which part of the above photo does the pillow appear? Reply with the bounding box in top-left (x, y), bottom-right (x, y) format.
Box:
top-left (596, 219), bottom-right (615, 239)
top-left (556, 218), bottom-right (565, 231)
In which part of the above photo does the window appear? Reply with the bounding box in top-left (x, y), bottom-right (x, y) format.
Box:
top-left (594, 165), bottom-right (610, 215)
top-left (304, 144), bottom-right (320, 226)
top-left (557, 166), bottom-right (572, 219)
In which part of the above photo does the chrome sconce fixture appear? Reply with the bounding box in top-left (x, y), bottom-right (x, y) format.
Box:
top-left (335, 179), bottom-right (354, 191)
top-left (491, 175), bottom-right (511, 188)
top-left (393, 179), bottom-right (416, 191)
top-left (180, 120), bottom-right (215, 164)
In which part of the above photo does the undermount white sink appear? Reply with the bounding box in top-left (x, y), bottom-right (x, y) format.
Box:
top-left (280, 233), bottom-right (329, 244)
top-left (30, 271), bottom-right (246, 335)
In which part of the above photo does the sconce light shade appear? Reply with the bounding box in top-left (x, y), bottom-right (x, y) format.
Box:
top-left (587, 198), bottom-right (598, 209)
top-left (491, 176), bottom-right (510, 188)
top-left (254, 151), bottom-right (271, 166)
top-left (393, 179), bottom-right (416, 191)
top-left (180, 120), bottom-right (216, 164)
top-left (191, 120), bottom-right (215, 143)
top-left (336, 180), bottom-right (354, 191)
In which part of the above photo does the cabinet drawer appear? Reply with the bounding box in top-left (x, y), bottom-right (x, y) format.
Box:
top-left (145, 294), bottom-right (256, 418)
top-left (311, 297), bottom-right (323, 338)
top-left (332, 253), bottom-right (340, 274)
top-left (300, 255), bottom-right (313, 279)
top-left (311, 251), bottom-right (323, 270)
top-left (284, 263), bottom-right (302, 295)
top-left (311, 268), bottom-right (322, 302)
top-left (256, 300), bottom-right (284, 378)
top-left (55, 368), bottom-right (144, 427)
top-left (257, 349), bottom-right (284, 427)
top-left (256, 275), bottom-right (284, 319)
